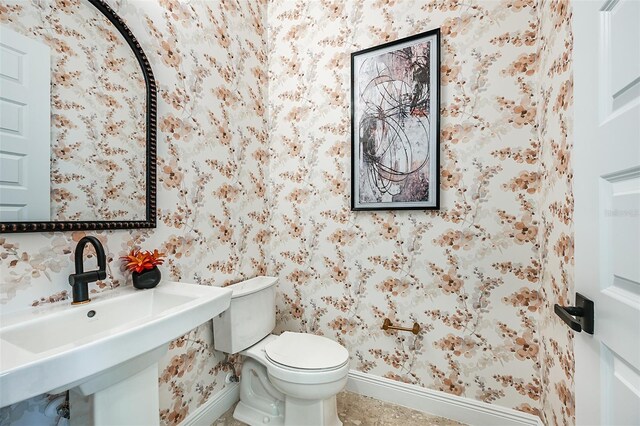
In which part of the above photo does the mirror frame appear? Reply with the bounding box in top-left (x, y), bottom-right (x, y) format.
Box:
top-left (0, 0), bottom-right (157, 233)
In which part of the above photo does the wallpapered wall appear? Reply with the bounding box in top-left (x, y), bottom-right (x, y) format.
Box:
top-left (0, 0), bottom-right (574, 425)
top-left (0, 0), bottom-right (268, 424)
top-left (2, 0), bottom-right (147, 221)
top-left (535, 1), bottom-right (575, 424)
top-left (268, 0), bottom-right (572, 422)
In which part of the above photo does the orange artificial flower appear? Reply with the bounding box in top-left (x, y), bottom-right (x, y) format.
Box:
top-left (121, 249), bottom-right (166, 273)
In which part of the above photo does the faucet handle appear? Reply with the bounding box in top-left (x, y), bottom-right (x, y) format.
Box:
top-left (69, 270), bottom-right (107, 286)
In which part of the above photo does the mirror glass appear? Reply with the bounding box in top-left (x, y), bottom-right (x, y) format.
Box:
top-left (0, 0), bottom-right (147, 222)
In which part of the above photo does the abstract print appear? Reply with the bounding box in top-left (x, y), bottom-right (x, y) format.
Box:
top-left (352, 30), bottom-right (439, 210)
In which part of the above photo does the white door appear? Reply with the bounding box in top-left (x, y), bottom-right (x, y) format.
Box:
top-left (573, 1), bottom-right (640, 425)
top-left (0, 26), bottom-right (50, 221)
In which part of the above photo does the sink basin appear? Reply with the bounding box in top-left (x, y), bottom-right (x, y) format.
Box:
top-left (0, 281), bottom-right (232, 413)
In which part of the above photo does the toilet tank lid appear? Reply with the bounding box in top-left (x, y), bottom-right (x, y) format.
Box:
top-left (226, 276), bottom-right (278, 298)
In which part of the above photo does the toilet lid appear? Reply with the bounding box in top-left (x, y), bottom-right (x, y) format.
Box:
top-left (265, 332), bottom-right (349, 370)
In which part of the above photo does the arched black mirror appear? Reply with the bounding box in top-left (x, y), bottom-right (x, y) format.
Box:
top-left (0, 0), bottom-right (156, 233)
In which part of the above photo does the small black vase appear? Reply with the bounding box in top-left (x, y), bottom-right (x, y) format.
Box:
top-left (132, 266), bottom-right (161, 289)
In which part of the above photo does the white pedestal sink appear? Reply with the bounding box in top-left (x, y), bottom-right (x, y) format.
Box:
top-left (0, 281), bottom-right (232, 425)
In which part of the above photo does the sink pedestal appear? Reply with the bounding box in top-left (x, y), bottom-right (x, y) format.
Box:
top-left (70, 363), bottom-right (159, 425)
top-left (68, 345), bottom-right (167, 425)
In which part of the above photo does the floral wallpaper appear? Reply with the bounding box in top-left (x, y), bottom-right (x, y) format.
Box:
top-left (0, 0), bottom-right (268, 424)
top-left (0, 0), bottom-right (575, 425)
top-left (2, 0), bottom-right (147, 221)
top-left (535, 1), bottom-right (575, 425)
top-left (268, 0), bottom-right (572, 422)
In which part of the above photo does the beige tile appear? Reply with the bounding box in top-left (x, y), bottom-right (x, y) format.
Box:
top-left (214, 391), bottom-right (465, 425)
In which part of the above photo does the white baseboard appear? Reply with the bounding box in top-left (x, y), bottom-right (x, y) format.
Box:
top-left (346, 370), bottom-right (543, 426)
top-left (180, 382), bottom-right (240, 426)
top-left (182, 371), bottom-right (543, 426)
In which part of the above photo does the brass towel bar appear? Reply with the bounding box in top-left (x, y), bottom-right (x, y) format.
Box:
top-left (382, 318), bottom-right (421, 335)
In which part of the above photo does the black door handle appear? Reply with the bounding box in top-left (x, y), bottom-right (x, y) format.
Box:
top-left (554, 305), bottom-right (584, 332)
top-left (554, 293), bottom-right (594, 334)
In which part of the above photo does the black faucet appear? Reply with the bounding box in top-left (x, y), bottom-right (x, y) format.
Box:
top-left (68, 236), bottom-right (107, 305)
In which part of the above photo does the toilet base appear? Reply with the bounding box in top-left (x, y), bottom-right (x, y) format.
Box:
top-left (234, 399), bottom-right (284, 426)
top-left (234, 391), bottom-right (342, 426)
top-left (283, 395), bottom-right (342, 426)
top-left (233, 358), bottom-right (285, 426)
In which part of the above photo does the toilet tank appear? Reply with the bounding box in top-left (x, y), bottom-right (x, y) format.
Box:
top-left (213, 276), bottom-right (277, 354)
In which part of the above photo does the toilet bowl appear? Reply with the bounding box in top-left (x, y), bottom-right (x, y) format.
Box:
top-left (234, 333), bottom-right (348, 426)
top-left (212, 277), bottom-right (349, 426)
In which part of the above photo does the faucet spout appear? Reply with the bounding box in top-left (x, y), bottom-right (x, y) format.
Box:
top-left (68, 236), bottom-right (107, 305)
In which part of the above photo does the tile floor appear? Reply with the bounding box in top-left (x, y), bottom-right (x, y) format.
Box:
top-left (214, 391), bottom-right (465, 425)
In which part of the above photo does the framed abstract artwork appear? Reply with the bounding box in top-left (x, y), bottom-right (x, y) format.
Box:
top-left (351, 28), bottom-right (440, 211)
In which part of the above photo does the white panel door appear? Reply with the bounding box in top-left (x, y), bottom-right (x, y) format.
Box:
top-left (0, 26), bottom-right (50, 221)
top-left (573, 1), bottom-right (640, 425)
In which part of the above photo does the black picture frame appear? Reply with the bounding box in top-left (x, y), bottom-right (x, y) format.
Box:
top-left (1, 0), bottom-right (157, 233)
top-left (351, 28), bottom-right (440, 211)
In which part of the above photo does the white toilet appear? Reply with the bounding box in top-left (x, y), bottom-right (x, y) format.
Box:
top-left (213, 276), bottom-right (349, 426)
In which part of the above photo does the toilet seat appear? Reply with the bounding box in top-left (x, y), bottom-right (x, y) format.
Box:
top-left (265, 332), bottom-right (349, 370)
top-left (263, 332), bottom-right (349, 385)
top-left (266, 357), bottom-right (349, 385)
